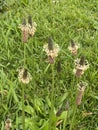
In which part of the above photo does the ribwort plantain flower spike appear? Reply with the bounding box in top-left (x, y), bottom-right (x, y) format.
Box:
top-left (68, 40), bottom-right (79, 56)
top-left (28, 16), bottom-right (37, 37)
top-left (5, 118), bottom-right (12, 130)
top-left (18, 68), bottom-right (32, 84)
top-left (74, 56), bottom-right (89, 77)
top-left (19, 16), bottom-right (37, 41)
top-left (43, 38), bottom-right (60, 64)
top-left (19, 18), bottom-right (29, 43)
top-left (76, 81), bottom-right (87, 106)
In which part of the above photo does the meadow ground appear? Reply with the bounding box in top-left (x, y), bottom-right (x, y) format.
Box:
top-left (0, 0), bottom-right (98, 130)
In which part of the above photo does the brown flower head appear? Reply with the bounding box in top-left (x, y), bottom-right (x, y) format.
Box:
top-left (28, 16), bottom-right (37, 36)
top-left (19, 18), bottom-right (29, 43)
top-left (68, 40), bottom-right (79, 55)
top-left (76, 81), bottom-right (87, 106)
top-left (18, 68), bottom-right (32, 84)
top-left (5, 118), bottom-right (12, 130)
top-left (43, 38), bottom-right (60, 64)
top-left (74, 56), bottom-right (89, 77)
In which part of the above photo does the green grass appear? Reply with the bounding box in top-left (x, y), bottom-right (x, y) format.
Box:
top-left (0, 0), bottom-right (98, 130)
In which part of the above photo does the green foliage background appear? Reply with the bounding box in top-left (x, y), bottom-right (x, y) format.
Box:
top-left (0, 0), bottom-right (98, 129)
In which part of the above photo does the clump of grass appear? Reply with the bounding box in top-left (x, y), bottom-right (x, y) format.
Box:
top-left (0, 0), bottom-right (7, 12)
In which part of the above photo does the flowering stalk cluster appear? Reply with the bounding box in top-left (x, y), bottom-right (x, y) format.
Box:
top-left (19, 16), bottom-right (37, 43)
top-left (18, 16), bottom-right (36, 130)
top-left (68, 40), bottom-right (90, 130)
top-left (68, 40), bottom-right (89, 77)
top-left (68, 40), bottom-right (89, 104)
top-left (16, 13), bottom-right (91, 130)
top-left (68, 40), bottom-right (79, 56)
top-left (18, 16), bottom-right (36, 84)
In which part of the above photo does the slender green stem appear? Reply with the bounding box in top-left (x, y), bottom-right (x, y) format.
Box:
top-left (24, 44), bottom-right (26, 67)
top-left (49, 64), bottom-right (56, 130)
top-left (22, 83), bottom-right (25, 130)
top-left (22, 44), bottom-right (26, 130)
top-left (69, 104), bottom-right (77, 130)
top-left (69, 76), bottom-right (79, 130)
top-left (63, 111), bottom-right (68, 130)
top-left (51, 64), bottom-right (55, 110)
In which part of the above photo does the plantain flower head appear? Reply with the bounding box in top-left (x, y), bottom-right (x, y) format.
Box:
top-left (68, 40), bottom-right (79, 55)
top-left (43, 38), bottom-right (60, 64)
top-left (28, 15), bottom-right (37, 36)
top-left (76, 81), bottom-right (87, 105)
top-left (5, 118), bottom-right (12, 130)
top-left (19, 18), bottom-right (29, 43)
top-left (74, 56), bottom-right (89, 77)
top-left (19, 16), bottom-right (37, 42)
top-left (17, 67), bottom-right (32, 84)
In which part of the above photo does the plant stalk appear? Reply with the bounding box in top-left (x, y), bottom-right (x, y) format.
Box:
top-left (63, 111), bottom-right (68, 130)
top-left (22, 44), bottom-right (26, 130)
top-left (22, 84), bottom-right (25, 130)
top-left (69, 104), bottom-right (77, 130)
top-left (49, 64), bottom-right (56, 130)
top-left (51, 64), bottom-right (55, 110)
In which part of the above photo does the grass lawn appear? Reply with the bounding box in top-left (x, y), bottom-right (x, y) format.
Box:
top-left (0, 0), bottom-right (98, 130)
